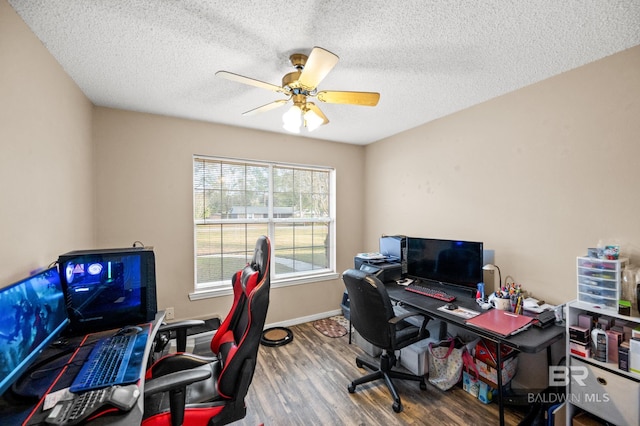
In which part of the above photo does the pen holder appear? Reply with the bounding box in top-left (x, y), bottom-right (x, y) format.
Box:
top-left (493, 297), bottom-right (511, 311)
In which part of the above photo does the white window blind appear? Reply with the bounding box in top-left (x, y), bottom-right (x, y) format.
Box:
top-left (193, 156), bottom-right (335, 295)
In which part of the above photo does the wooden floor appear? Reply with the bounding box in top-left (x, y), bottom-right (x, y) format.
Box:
top-left (234, 321), bottom-right (528, 426)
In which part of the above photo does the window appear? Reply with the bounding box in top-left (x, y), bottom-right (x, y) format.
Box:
top-left (192, 156), bottom-right (336, 297)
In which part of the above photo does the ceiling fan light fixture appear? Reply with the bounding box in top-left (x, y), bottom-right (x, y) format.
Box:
top-left (217, 47), bottom-right (378, 133)
top-left (304, 108), bottom-right (324, 132)
top-left (282, 105), bottom-right (302, 133)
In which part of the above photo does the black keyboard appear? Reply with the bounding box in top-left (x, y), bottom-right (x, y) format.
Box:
top-left (405, 283), bottom-right (456, 302)
top-left (45, 384), bottom-right (140, 425)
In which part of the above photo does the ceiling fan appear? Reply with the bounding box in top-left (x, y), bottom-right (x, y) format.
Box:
top-left (216, 46), bottom-right (380, 133)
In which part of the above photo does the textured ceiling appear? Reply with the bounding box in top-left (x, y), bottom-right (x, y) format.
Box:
top-left (8, 0), bottom-right (640, 145)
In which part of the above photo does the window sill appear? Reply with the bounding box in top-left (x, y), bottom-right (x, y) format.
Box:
top-left (188, 272), bottom-right (340, 301)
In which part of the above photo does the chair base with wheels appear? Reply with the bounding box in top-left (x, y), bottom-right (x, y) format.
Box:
top-left (348, 350), bottom-right (427, 413)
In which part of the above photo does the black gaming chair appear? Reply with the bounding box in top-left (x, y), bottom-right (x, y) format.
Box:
top-left (342, 268), bottom-right (431, 413)
top-left (142, 236), bottom-right (271, 426)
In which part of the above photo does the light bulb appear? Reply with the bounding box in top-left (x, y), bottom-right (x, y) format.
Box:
top-left (304, 109), bottom-right (324, 132)
top-left (282, 105), bottom-right (302, 133)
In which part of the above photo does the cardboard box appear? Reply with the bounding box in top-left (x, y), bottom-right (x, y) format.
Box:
top-left (619, 341), bottom-right (630, 372)
top-left (578, 313), bottom-right (594, 330)
top-left (474, 339), bottom-right (515, 365)
top-left (622, 322), bottom-right (635, 341)
top-left (477, 381), bottom-right (496, 404)
top-left (473, 339), bottom-right (518, 387)
top-left (572, 411), bottom-right (605, 426)
top-left (462, 370), bottom-right (479, 397)
top-left (629, 338), bottom-right (640, 375)
top-left (569, 325), bottom-right (590, 344)
top-left (597, 317), bottom-right (612, 330)
top-left (475, 356), bottom-right (518, 387)
top-left (570, 341), bottom-right (590, 358)
top-left (606, 329), bottom-right (622, 363)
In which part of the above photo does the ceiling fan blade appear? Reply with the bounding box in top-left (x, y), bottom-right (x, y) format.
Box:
top-left (306, 102), bottom-right (329, 125)
top-left (316, 90), bottom-right (380, 106)
top-left (297, 47), bottom-right (339, 90)
top-left (242, 99), bottom-right (289, 116)
top-left (216, 71), bottom-right (287, 94)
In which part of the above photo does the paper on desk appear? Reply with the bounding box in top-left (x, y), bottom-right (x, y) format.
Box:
top-left (437, 305), bottom-right (480, 319)
top-left (523, 297), bottom-right (555, 314)
top-left (43, 387), bottom-right (74, 411)
top-left (356, 252), bottom-right (385, 260)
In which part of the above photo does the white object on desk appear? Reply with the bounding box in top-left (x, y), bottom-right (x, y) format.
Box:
top-left (356, 252), bottom-right (385, 260)
top-left (523, 297), bottom-right (555, 314)
top-left (43, 387), bottom-right (74, 411)
top-left (436, 305), bottom-right (480, 319)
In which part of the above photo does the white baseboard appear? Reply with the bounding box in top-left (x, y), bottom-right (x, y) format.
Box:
top-left (264, 308), bottom-right (343, 329)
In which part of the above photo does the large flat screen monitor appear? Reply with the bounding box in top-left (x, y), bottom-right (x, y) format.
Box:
top-left (58, 247), bottom-right (157, 336)
top-left (0, 267), bottom-right (69, 397)
top-left (407, 237), bottom-right (484, 292)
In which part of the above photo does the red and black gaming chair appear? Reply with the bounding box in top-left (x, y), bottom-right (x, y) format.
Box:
top-left (142, 235), bottom-right (271, 426)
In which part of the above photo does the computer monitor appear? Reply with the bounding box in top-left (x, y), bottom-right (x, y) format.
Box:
top-left (0, 267), bottom-right (69, 397)
top-left (407, 237), bottom-right (484, 293)
top-left (58, 247), bottom-right (157, 336)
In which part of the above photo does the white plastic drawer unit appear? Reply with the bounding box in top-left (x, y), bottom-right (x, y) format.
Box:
top-left (569, 358), bottom-right (640, 426)
top-left (576, 257), bottom-right (628, 313)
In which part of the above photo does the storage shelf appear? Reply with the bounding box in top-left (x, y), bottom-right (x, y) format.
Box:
top-left (566, 294), bottom-right (640, 426)
top-left (570, 299), bottom-right (640, 321)
top-left (569, 353), bottom-right (640, 381)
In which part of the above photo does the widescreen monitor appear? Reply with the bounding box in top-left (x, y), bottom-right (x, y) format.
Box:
top-left (407, 237), bottom-right (484, 292)
top-left (58, 247), bottom-right (157, 336)
top-left (0, 267), bottom-right (69, 396)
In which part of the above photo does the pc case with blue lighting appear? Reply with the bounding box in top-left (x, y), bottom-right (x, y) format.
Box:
top-left (58, 247), bottom-right (157, 336)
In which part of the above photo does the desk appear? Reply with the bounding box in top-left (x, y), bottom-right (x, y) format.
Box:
top-left (387, 283), bottom-right (564, 426)
top-left (0, 311), bottom-right (165, 425)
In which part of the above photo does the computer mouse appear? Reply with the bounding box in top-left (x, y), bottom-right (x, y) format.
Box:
top-left (445, 303), bottom-right (457, 310)
top-left (118, 325), bottom-right (143, 336)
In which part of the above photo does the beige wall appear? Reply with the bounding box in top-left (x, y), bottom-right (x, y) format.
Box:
top-left (0, 0), bottom-right (94, 285)
top-left (1, 0), bottom-right (364, 324)
top-left (4, 0), bottom-right (640, 323)
top-left (364, 46), bottom-right (640, 305)
top-left (92, 108), bottom-right (365, 324)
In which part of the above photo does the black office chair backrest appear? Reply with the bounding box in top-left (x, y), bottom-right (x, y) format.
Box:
top-left (342, 269), bottom-right (396, 350)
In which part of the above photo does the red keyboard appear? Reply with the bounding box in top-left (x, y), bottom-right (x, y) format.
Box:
top-left (405, 283), bottom-right (456, 302)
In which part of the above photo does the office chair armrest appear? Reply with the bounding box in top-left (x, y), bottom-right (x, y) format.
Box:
top-left (388, 311), bottom-right (431, 325)
top-left (144, 368), bottom-right (212, 396)
top-left (388, 311), bottom-right (431, 345)
top-left (159, 319), bottom-right (206, 332)
top-left (158, 319), bottom-right (206, 353)
top-left (144, 369), bottom-right (212, 426)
